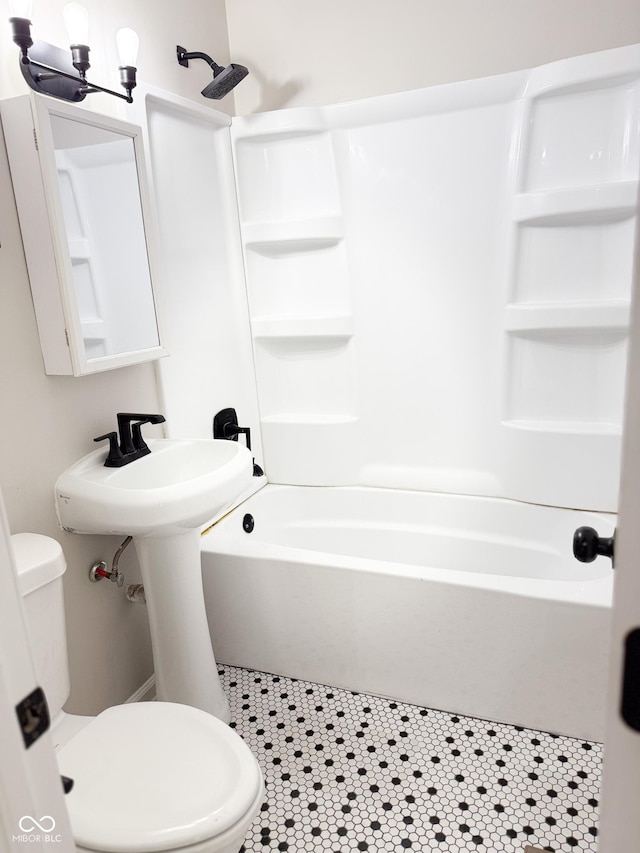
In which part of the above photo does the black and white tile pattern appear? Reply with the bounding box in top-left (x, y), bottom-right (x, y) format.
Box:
top-left (220, 666), bottom-right (601, 853)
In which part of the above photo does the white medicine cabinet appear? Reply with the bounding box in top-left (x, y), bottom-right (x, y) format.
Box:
top-left (1, 94), bottom-right (167, 375)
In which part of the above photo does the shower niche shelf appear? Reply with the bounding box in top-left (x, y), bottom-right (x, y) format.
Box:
top-left (67, 230), bottom-right (107, 355)
top-left (501, 55), bottom-right (639, 509)
top-left (261, 413), bottom-right (358, 426)
top-left (231, 109), bottom-right (327, 144)
top-left (253, 335), bottom-right (356, 417)
top-left (512, 181), bottom-right (639, 225)
top-left (68, 237), bottom-right (90, 258)
top-left (504, 301), bottom-right (630, 332)
top-left (232, 125), bottom-right (340, 225)
top-left (232, 113), bottom-right (356, 489)
top-left (504, 326), bottom-right (627, 431)
top-left (503, 419), bottom-right (622, 436)
top-left (251, 314), bottom-right (353, 341)
top-left (243, 216), bottom-right (344, 253)
top-left (80, 317), bottom-right (107, 343)
top-left (522, 70), bottom-right (640, 194)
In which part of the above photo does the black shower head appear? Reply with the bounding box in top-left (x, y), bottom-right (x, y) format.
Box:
top-left (176, 45), bottom-right (249, 100)
top-left (202, 63), bottom-right (249, 99)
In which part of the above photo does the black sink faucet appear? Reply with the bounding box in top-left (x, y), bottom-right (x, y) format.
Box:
top-left (117, 413), bottom-right (166, 455)
top-left (94, 413), bottom-right (166, 467)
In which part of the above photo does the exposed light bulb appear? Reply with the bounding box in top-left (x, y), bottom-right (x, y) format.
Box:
top-left (116, 27), bottom-right (139, 68)
top-left (63, 2), bottom-right (90, 46)
top-left (8, 0), bottom-right (33, 19)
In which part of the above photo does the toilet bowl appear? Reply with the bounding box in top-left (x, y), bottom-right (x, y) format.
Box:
top-left (12, 532), bottom-right (263, 853)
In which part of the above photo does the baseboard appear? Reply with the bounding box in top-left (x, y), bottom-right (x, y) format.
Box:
top-left (125, 674), bottom-right (156, 703)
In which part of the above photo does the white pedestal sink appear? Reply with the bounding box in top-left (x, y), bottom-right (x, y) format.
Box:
top-left (55, 439), bottom-right (254, 722)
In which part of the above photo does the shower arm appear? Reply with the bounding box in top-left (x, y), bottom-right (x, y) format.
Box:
top-left (176, 47), bottom-right (224, 75)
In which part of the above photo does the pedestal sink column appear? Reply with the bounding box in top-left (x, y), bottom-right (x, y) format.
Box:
top-left (134, 529), bottom-right (230, 723)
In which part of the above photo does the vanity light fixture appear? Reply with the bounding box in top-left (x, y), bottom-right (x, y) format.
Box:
top-left (8, 0), bottom-right (139, 104)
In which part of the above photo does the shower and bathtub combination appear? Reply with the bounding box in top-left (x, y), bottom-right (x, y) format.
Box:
top-left (133, 44), bottom-right (640, 745)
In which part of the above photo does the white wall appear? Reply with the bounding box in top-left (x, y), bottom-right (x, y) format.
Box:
top-left (226, 0), bottom-right (640, 114)
top-left (0, 0), bottom-right (232, 714)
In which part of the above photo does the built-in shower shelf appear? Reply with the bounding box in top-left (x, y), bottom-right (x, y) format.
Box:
top-left (261, 414), bottom-right (358, 426)
top-left (242, 216), bottom-right (344, 254)
top-left (80, 318), bottom-right (107, 341)
top-left (513, 180), bottom-right (638, 225)
top-left (251, 314), bottom-right (353, 341)
top-left (504, 301), bottom-right (630, 332)
top-left (232, 109), bottom-right (327, 144)
top-left (504, 419), bottom-right (622, 436)
top-left (68, 237), bottom-right (91, 259)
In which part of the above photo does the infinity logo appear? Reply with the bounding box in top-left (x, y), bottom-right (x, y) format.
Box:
top-left (19, 816), bottom-right (56, 833)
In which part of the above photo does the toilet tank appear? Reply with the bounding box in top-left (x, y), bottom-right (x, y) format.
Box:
top-left (12, 533), bottom-right (71, 718)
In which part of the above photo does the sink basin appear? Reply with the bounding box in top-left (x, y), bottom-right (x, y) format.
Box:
top-left (56, 439), bottom-right (253, 536)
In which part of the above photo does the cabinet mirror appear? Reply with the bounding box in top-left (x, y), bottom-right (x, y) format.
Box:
top-left (1, 94), bottom-right (167, 375)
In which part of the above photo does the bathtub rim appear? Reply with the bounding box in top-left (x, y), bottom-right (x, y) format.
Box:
top-left (201, 483), bottom-right (614, 607)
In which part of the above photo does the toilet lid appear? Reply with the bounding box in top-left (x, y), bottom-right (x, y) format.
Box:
top-left (56, 702), bottom-right (263, 853)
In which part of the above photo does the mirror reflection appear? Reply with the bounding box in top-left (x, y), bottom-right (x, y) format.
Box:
top-left (50, 114), bottom-right (160, 359)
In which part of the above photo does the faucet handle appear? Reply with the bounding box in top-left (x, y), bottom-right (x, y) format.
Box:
top-left (94, 431), bottom-right (125, 468)
top-left (213, 407), bottom-right (264, 476)
top-left (213, 407), bottom-right (251, 449)
top-left (131, 421), bottom-right (152, 456)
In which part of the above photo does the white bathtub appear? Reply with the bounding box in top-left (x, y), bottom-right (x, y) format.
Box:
top-left (201, 485), bottom-right (614, 741)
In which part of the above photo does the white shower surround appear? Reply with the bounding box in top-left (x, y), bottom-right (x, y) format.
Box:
top-left (231, 44), bottom-right (640, 511)
top-left (136, 46), bottom-right (640, 745)
top-left (202, 485), bottom-right (613, 741)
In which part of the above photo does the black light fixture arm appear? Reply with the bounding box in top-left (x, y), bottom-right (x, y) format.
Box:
top-left (20, 55), bottom-right (135, 103)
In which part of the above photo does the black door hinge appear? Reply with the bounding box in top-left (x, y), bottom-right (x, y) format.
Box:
top-left (621, 628), bottom-right (640, 732)
top-left (15, 686), bottom-right (50, 748)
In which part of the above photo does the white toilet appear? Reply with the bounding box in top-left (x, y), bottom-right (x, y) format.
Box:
top-left (12, 532), bottom-right (264, 853)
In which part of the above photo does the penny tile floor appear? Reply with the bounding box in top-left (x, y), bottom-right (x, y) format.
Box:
top-left (219, 666), bottom-right (601, 853)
